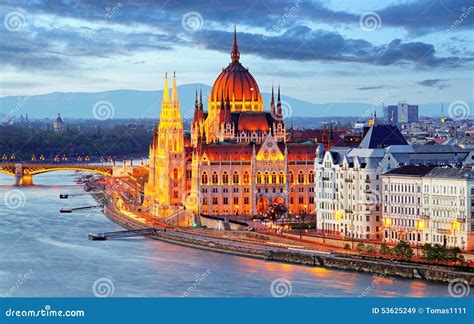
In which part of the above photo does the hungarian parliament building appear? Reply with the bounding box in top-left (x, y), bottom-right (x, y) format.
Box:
top-left (143, 30), bottom-right (323, 218)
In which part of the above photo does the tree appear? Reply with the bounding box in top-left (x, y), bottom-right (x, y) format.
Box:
top-left (356, 242), bottom-right (365, 253)
top-left (380, 243), bottom-right (391, 255)
top-left (392, 241), bottom-right (414, 260)
top-left (446, 247), bottom-right (462, 263)
top-left (366, 245), bottom-right (376, 255)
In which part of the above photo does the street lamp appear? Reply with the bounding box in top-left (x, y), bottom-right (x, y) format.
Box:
top-left (451, 220), bottom-right (460, 248)
top-left (415, 219), bottom-right (425, 258)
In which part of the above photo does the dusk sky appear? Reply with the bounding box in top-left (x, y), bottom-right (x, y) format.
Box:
top-left (1, 0), bottom-right (473, 105)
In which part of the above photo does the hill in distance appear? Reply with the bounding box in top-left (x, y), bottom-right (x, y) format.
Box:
top-left (0, 83), bottom-right (471, 120)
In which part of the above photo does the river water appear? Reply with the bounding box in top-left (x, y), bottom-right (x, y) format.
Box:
top-left (0, 172), bottom-right (451, 297)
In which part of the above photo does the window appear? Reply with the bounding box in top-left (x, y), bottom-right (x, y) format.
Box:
top-left (244, 197), bottom-right (249, 204)
top-left (272, 172), bottom-right (277, 184)
top-left (264, 172), bottom-right (269, 184)
top-left (257, 172), bottom-right (262, 184)
top-left (212, 197), bottom-right (218, 205)
top-left (309, 171), bottom-right (314, 184)
top-left (279, 171), bottom-right (284, 184)
top-left (233, 197), bottom-right (238, 204)
top-left (222, 171), bottom-right (229, 184)
top-left (173, 168), bottom-right (178, 179)
top-left (201, 172), bottom-right (208, 184)
top-left (212, 172), bottom-right (218, 184)
top-left (289, 171), bottom-right (294, 184)
top-left (223, 197), bottom-right (228, 205)
top-left (233, 172), bottom-right (239, 184)
top-left (298, 171), bottom-right (304, 184)
top-left (243, 172), bottom-right (250, 184)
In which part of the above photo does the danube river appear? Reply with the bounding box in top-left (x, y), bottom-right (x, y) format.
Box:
top-left (0, 172), bottom-right (451, 297)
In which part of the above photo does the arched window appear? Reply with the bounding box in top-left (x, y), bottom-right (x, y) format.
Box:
top-left (257, 172), bottom-right (262, 184)
top-left (222, 171), bottom-right (229, 184)
top-left (212, 172), bottom-right (218, 184)
top-left (309, 171), bottom-right (314, 184)
top-left (201, 172), bottom-right (208, 185)
top-left (272, 172), bottom-right (277, 184)
top-left (298, 171), bottom-right (304, 184)
top-left (264, 172), bottom-right (269, 184)
top-left (173, 168), bottom-right (178, 179)
top-left (243, 171), bottom-right (250, 184)
top-left (289, 171), bottom-right (294, 184)
top-left (279, 171), bottom-right (285, 184)
top-left (233, 172), bottom-right (239, 184)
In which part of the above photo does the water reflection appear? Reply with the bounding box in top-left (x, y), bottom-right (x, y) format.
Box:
top-left (0, 172), bottom-right (450, 297)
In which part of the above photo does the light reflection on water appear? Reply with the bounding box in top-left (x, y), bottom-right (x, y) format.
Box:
top-left (0, 172), bottom-right (451, 297)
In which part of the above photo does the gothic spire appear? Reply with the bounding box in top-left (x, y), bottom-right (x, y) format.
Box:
top-left (270, 84), bottom-right (275, 115)
top-left (199, 88), bottom-right (203, 110)
top-left (171, 71), bottom-right (178, 104)
top-left (231, 26), bottom-right (240, 62)
top-left (162, 73), bottom-right (170, 103)
top-left (277, 84), bottom-right (282, 117)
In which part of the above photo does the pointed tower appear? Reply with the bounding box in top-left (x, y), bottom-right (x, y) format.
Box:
top-left (277, 85), bottom-right (282, 118)
top-left (270, 85), bottom-right (275, 116)
top-left (145, 73), bottom-right (186, 217)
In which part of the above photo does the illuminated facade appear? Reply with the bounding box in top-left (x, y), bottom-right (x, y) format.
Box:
top-left (144, 30), bottom-right (317, 218)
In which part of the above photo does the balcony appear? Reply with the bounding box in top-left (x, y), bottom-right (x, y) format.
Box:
top-left (365, 179), bottom-right (371, 183)
top-left (344, 209), bottom-right (353, 214)
top-left (322, 177), bottom-right (330, 181)
top-left (344, 178), bottom-right (353, 183)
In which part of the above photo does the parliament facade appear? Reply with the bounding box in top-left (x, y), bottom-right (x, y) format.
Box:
top-left (144, 30), bottom-right (319, 218)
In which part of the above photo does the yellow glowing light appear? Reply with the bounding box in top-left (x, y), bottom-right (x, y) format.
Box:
top-left (384, 218), bottom-right (392, 226)
top-left (451, 221), bottom-right (460, 231)
top-left (416, 220), bottom-right (425, 231)
top-left (335, 210), bottom-right (343, 221)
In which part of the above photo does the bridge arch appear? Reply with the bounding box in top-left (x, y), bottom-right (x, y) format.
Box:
top-left (25, 167), bottom-right (112, 177)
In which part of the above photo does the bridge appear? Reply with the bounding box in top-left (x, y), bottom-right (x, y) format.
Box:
top-left (0, 162), bottom-right (115, 186)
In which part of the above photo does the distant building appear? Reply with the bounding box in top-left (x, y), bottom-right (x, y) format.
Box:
top-left (384, 102), bottom-right (418, 124)
top-left (315, 123), bottom-right (474, 242)
top-left (53, 113), bottom-right (65, 133)
top-left (382, 166), bottom-right (474, 250)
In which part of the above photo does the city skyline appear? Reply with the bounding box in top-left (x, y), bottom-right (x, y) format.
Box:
top-left (1, 0), bottom-right (473, 105)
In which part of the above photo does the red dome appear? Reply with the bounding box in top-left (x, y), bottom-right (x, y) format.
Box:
top-left (211, 29), bottom-right (261, 103)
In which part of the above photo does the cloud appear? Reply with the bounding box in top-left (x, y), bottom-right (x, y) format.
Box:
top-left (192, 28), bottom-right (468, 68)
top-left (356, 86), bottom-right (392, 91)
top-left (417, 79), bottom-right (450, 89)
top-left (1, 0), bottom-right (472, 71)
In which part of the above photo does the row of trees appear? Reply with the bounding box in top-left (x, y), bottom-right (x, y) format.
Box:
top-left (344, 241), bottom-right (464, 264)
top-left (0, 124), bottom-right (152, 160)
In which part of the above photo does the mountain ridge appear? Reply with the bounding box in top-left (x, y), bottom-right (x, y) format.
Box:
top-left (0, 84), bottom-right (471, 120)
